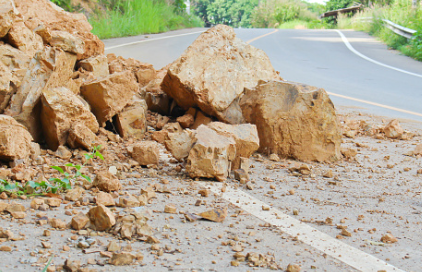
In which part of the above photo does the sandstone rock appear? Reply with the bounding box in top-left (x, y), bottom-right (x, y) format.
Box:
top-left (0, 0), bottom-right (17, 38)
top-left (151, 130), bottom-right (168, 144)
top-left (186, 125), bottom-right (236, 181)
top-left (6, 22), bottom-right (43, 58)
top-left (129, 141), bottom-right (160, 165)
top-left (40, 87), bottom-right (99, 150)
top-left (0, 114), bottom-right (33, 161)
top-left (234, 169), bottom-right (249, 181)
top-left (177, 113), bottom-right (194, 128)
top-left (63, 259), bottom-right (81, 272)
top-left (208, 122), bottom-right (259, 169)
top-left (49, 218), bottom-right (66, 229)
top-left (383, 119), bottom-right (403, 139)
top-left (93, 171), bottom-right (122, 192)
top-left (164, 130), bottom-right (195, 161)
top-left (95, 192), bottom-right (115, 206)
top-left (71, 212), bottom-right (89, 230)
top-left (65, 186), bottom-right (85, 201)
top-left (114, 95), bottom-right (147, 140)
top-left (198, 207), bottom-right (227, 222)
top-left (164, 203), bottom-right (177, 214)
top-left (341, 148), bottom-right (358, 159)
top-left (45, 198), bottom-right (61, 207)
top-left (14, 0), bottom-right (104, 60)
top-left (67, 122), bottom-right (101, 151)
top-left (144, 91), bottom-right (170, 115)
top-left (30, 198), bottom-right (44, 210)
top-left (191, 110), bottom-right (212, 129)
top-left (161, 25), bottom-right (281, 124)
top-left (240, 80), bottom-right (341, 162)
top-left (77, 55), bottom-right (109, 78)
top-left (412, 144), bottom-right (422, 156)
top-left (0, 202), bottom-right (9, 212)
top-left (87, 204), bottom-right (116, 231)
top-left (81, 71), bottom-right (138, 126)
top-left (6, 47), bottom-right (77, 141)
top-left (109, 252), bottom-right (135, 266)
top-left (286, 264), bottom-right (301, 272)
top-left (107, 241), bottom-right (120, 252)
top-left (119, 195), bottom-right (140, 208)
top-left (49, 30), bottom-right (84, 55)
top-left (107, 54), bottom-right (156, 86)
top-left (380, 233), bottom-right (398, 243)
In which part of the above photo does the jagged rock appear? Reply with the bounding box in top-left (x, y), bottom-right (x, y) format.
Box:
top-left (5, 47), bottom-right (77, 141)
top-left (208, 122), bottom-right (259, 170)
top-left (191, 110), bottom-right (212, 129)
top-left (161, 25), bottom-right (281, 124)
top-left (107, 54), bottom-right (156, 87)
top-left (164, 130), bottom-right (195, 161)
top-left (71, 212), bottom-right (89, 230)
top-left (240, 80), bottom-right (341, 162)
top-left (114, 95), bottom-right (147, 140)
top-left (14, 0), bottom-right (104, 60)
top-left (118, 195), bottom-right (140, 208)
top-left (6, 22), bottom-right (43, 58)
top-left (67, 122), bottom-right (101, 151)
top-left (95, 192), bottom-right (115, 206)
top-left (81, 71), bottom-right (138, 126)
top-left (63, 259), bottom-right (81, 272)
top-left (0, 0), bottom-right (17, 38)
top-left (77, 55), bottom-right (109, 78)
top-left (49, 30), bottom-right (84, 55)
top-left (93, 171), bottom-right (122, 192)
top-left (40, 87), bottom-right (99, 150)
top-left (87, 204), bottom-right (116, 231)
top-left (383, 119), bottom-right (403, 139)
top-left (49, 218), bottom-right (66, 229)
top-left (0, 114), bottom-right (33, 161)
top-left (128, 141), bottom-right (160, 165)
top-left (177, 113), bottom-right (194, 128)
top-left (109, 252), bottom-right (135, 266)
top-left (65, 186), bottom-right (84, 201)
top-left (187, 125), bottom-right (236, 181)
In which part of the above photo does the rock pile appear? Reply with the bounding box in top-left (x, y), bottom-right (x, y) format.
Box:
top-left (0, 0), bottom-right (342, 184)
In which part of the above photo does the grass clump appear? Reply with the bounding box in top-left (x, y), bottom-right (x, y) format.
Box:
top-left (339, 0), bottom-right (422, 61)
top-left (89, 0), bottom-right (204, 39)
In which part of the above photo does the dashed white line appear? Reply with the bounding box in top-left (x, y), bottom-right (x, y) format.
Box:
top-left (104, 30), bottom-right (205, 51)
top-left (335, 30), bottom-right (422, 79)
top-left (206, 182), bottom-right (405, 272)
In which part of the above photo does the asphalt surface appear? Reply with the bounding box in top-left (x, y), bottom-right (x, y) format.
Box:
top-left (103, 28), bottom-right (422, 122)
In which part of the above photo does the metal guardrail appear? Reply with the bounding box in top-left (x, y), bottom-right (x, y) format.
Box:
top-left (355, 17), bottom-right (417, 39)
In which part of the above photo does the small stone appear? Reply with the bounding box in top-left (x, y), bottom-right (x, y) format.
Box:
top-left (95, 192), bottom-right (115, 206)
top-left (43, 230), bottom-right (51, 237)
top-left (231, 260), bottom-right (240, 266)
top-left (71, 212), bottom-right (90, 230)
top-left (63, 245), bottom-right (70, 251)
top-left (107, 241), bottom-right (121, 252)
top-left (380, 234), bottom-right (398, 244)
top-left (41, 242), bottom-right (51, 248)
top-left (269, 153), bottom-right (280, 161)
top-left (119, 195), bottom-right (140, 207)
top-left (198, 207), bottom-right (227, 223)
top-left (341, 229), bottom-right (352, 237)
top-left (49, 218), bottom-right (67, 229)
top-left (63, 259), bottom-right (81, 272)
top-left (286, 263), bottom-right (301, 272)
top-left (234, 169), bottom-right (249, 181)
top-left (30, 198), bottom-right (45, 210)
top-left (93, 171), bottom-right (122, 192)
top-left (87, 204), bottom-right (116, 231)
top-left (45, 198), bottom-right (62, 207)
top-left (65, 187), bottom-right (85, 202)
top-left (198, 189), bottom-right (210, 197)
top-left (293, 209), bottom-right (299, 215)
top-left (109, 252), bottom-right (135, 266)
top-left (323, 170), bottom-right (333, 178)
top-left (146, 236), bottom-right (160, 244)
top-left (262, 206), bottom-right (270, 211)
top-left (0, 246), bottom-right (12, 251)
top-left (164, 204), bottom-right (177, 214)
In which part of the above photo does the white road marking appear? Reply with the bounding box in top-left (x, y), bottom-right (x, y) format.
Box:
top-left (104, 30), bottom-right (205, 51)
top-left (335, 30), bottom-right (422, 79)
top-left (206, 182), bottom-right (405, 272)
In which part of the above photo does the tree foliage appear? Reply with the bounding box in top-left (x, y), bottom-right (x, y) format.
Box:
top-left (191, 0), bottom-right (259, 27)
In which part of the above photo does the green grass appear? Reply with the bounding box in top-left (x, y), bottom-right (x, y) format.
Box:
top-left (89, 0), bottom-right (203, 39)
top-left (339, 0), bottom-right (422, 61)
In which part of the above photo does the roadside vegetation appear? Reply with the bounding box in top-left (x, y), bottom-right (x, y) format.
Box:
top-left (51, 0), bottom-right (204, 39)
top-left (337, 0), bottom-right (422, 61)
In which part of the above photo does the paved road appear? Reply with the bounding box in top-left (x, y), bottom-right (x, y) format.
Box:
top-left (104, 28), bottom-right (422, 122)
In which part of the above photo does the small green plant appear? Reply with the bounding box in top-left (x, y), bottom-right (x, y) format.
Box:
top-left (49, 145), bottom-right (104, 193)
top-left (0, 145), bottom-right (103, 197)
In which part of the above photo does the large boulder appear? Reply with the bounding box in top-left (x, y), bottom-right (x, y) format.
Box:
top-left (164, 130), bottom-right (196, 161)
top-left (77, 55), bottom-right (109, 78)
top-left (208, 122), bottom-right (259, 170)
top-left (0, 0), bottom-right (17, 38)
top-left (6, 22), bottom-right (44, 58)
top-left (128, 141), bottom-right (160, 166)
top-left (5, 47), bottom-right (77, 141)
top-left (0, 114), bottom-right (33, 161)
top-left (161, 25), bottom-right (281, 124)
top-left (49, 30), bottom-right (84, 55)
top-left (240, 80), bottom-right (341, 162)
top-left (14, 0), bottom-right (104, 60)
top-left (107, 54), bottom-right (156, 87)
top-left (40, 87), bottom-right (99, 150)
top-left (186, 125), bottom-right (236, 181)
top-left (114, 95), bottom-right (147, 140)
top-left (81, 71), bottom-right (138, 126)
